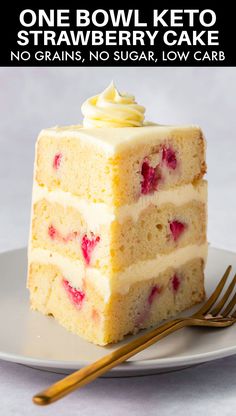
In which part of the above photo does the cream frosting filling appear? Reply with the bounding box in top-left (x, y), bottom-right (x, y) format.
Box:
top-left (118, 180), bottom-right (207, 223)
top-left (32, 181), bottom-right (207, 228)
top-left (28, 243), bottom-right (208, 301)
top-left (28, 246), bottom-right (110, 300)
top-left (32, 183), bottom-right (114, 230)
top-left (111, 243), bottom-right (208, 295)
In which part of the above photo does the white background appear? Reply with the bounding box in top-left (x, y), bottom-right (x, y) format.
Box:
top-left (0, 67), bottom-right (235, 252)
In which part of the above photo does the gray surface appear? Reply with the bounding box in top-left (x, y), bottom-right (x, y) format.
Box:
top-left (1, 357), bottom-right (236, 416)
top-left (0, 67), bottom-right (236, 414)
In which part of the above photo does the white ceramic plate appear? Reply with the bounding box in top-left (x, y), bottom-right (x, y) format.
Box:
top-left (0, 246), bottom-right (236, 377)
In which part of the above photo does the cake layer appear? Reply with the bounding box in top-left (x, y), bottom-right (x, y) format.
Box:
top-left (28, 243), bottom-right (208, 299)
top-left (28, 257), bottom-right (205, 345)
top-left (36, 124), bottom-right (206, 206)
top-left (31, 185), bottom-right (207, 272)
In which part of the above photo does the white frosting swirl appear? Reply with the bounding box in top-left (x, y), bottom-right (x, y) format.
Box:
top-left (81, 81), bottom-right (145, 128)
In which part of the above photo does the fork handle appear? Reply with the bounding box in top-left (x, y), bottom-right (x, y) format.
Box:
top-left (35, 315), bottom-right (232, 406)
top-left (33, 318), bottom-right (186, 405)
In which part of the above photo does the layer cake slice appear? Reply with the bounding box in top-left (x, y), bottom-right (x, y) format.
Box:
top-left (28, 83), bottom-right (207, 345)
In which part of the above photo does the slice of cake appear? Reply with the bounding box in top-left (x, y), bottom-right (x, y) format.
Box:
top-left (28, 82), bottom-right (207, 345)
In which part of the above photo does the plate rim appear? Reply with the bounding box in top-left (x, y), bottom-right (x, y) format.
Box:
top-left (0, 245), bottom-right (236, 372)
top-left (1, 344), bottom-right (236, 372)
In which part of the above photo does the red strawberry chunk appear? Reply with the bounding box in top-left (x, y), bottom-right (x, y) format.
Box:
top-left (148, 285), bottom-right (162, 305)
top-left (81, 233), bottom-right (100, 265)
top-left (169, 220), bottom-right (185, 241)
top-left (48, 225), bottom-right (57, 240)
top-left (63, 279), bottom-right (85, 308)
top-left (170, 274), bottom-right (181, 293)
top-left (141, 160), bottom-right (161, 195)
top-left (162, 146), bottom-right (177, 170)
top-left (53, 152), bottom-right (62, 170)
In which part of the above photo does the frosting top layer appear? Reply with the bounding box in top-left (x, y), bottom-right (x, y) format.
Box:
top-left (40, 123), bottom-right (202, 154)
top-left (81, 81), bottom-right (145, 128)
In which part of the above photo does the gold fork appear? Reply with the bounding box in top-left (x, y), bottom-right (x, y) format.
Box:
top-left (33, 265), bottom-right (236, 406)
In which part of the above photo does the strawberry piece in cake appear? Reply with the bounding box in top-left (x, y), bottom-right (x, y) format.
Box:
top-left (81, 233), bottom-right (100, 265)
top-left (53, 152), bottom-right (62, 170)
top-left (162, 146), bottom-right (177, 170)
top-left (141, 160), bottom-right (161, 194)
top-left (169, 220), bottom-right (186, 241)
top-left (63, 279), bottom-right (85, 308)
top-left (170, 274), bottom-right (181, 293)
